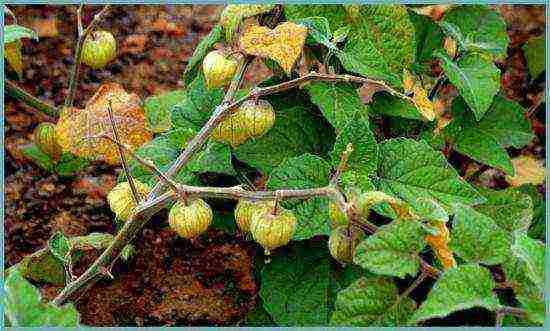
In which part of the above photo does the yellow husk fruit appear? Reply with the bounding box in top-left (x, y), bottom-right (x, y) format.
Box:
top-left (107, 180), bottom-right (150, 221)
top-left (202, 50), bottom-right (238, 90)
top-left (250, 207), bottom-right (296, 255)
top-left (33, 122), bottom-right (62, 161)
top-left (81, 30), bottom-right (117, 69)
top-left (212, 99), bottom-right (275, 147)
top-left (234, 199), bottom-right (273, 233)
top-left (329, 226), bottom-right (364, 264)
top-left (168, 198), bottom-right (213, 239)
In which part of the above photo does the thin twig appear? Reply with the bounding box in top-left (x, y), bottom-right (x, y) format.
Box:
top-left (84, 134), bottom-right (183, 196)
top-left (64, 5), bottom-right (110, 108)
top-left (106, 100), bottom-right (140, 204)
top-left (6, 79), bottom-right (58, 117)
top-left (331, 143), bottom-right (354, 185)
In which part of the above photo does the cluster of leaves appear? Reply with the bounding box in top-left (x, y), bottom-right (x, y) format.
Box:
top-left (5, 4), bottom-right (545, 327)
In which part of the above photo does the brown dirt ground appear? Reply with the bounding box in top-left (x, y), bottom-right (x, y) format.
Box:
top-left (3, 4), bottom-right (546, 327)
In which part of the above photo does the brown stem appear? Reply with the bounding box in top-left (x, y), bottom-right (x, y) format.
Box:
top-left (6, 79), bottom-right (58, 117)
top-left (106, 100), bottom-right (140, 204)
top-left (64, 5), bottom-right (110, 108)
top-left (148, 72), bottom-right (412, 200)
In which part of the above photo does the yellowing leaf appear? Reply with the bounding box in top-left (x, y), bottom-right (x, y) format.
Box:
top-left (401, 69), bottom-right (435, 121)
top-left (506, 155), bottom-right (545, 187)
top-left (5, 41), bottom-right (23, 77)
top-left (425, 221), bottom-right (456, 270)
top-left (220, 4), bottom-right (275, 41)
top-left (240, 22), bottom-right (308, 74)
top-left (412, 84), bottom-right (435, 121)
top-left (55, 83), bottom-right (152, 165)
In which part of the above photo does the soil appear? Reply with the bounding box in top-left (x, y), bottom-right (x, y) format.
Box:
top-left (3, 4), bottom-right (545, 327)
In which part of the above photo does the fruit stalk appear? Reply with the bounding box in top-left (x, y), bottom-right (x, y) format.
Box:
top-left (64, 5), bottom-right (110, 108)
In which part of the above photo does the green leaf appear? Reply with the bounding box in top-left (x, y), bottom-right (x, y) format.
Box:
top-left (375, 138), bottom-right (485, 212)
top-left (4, 268), bottom-right (79, 326)
top-left (284, 5), bottom-right (347, 31)
top-left (370, 92), bottom-right (427, 121)
top-left (517, 291), bottom-right (544, 325)
top-left (354, 219), bottom-right (426, 278)
top-left (408, 10), bottom-right (445, 72)
top-left (443, 96), bottom-right (534, 175)
top-left (330, 116), bottom-right (377, 178)
top-left (48, 232), bottom-right (71, 262)
top-left (233, 96), bottom-right (333, 175)
top-left (440, 5), bottom-right (509, 59)
top-left (266, 154), bottom-right (332, 240)
top-left (436, 51), bottom-right (500, 121)
top-left (260, 240), bottom-right (330, 326)
top-left (410, 264), bottom-right (501, 323)
top-left (294, 17), bottom-right (335, 49)
top-left (306, 81), bottom-right (369, 130)
top-left (182, 25), bottom-right (222, 85)
top-left (449, 205), bottom-right (511, 265)
top-left (522, 35), bottom-right (545, 78)
top-left (144, 89), bottom-right (186, 133)
top-left (330, 276), bottom-right (416, 326)
top-left (211, 211), bottom-right (237, 235)
top-left (450, 126), bottom-right (513, 174)
top-left (337, 5), bottom-right (415, 87)
top-left (4, 24), bottom-right (38, 43)
top-left (329, 264), bottom-right (372, 315)
top-left (21, 143), bottom-right (55, 172)
top-left (448, 96), bottom-right (534, 148)
top-left (171, 73), bottom-right (224, 131)
top-left (475, 187), bottom-right (533, 233)
top-left (125, 136), bottom-right (197, 187)
top-left (516, 184), bottom-right (545, 240)
top-left (55, 153), bottom-right (89, 177)
top-left (511, 234), bottom-right (544, 292)
top-left (18, 248), bottom-right (66, 286)
top-left (187, 141), bottom-right (235, 175)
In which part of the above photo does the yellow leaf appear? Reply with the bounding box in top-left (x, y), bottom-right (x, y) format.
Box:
top-left (55, 83), bottom-right (152, 165)
top-left (5, 41), bottom-right (23, 77)
top-left (506, 155), bottom-right (546, 186)
top-left (220, 4), bottom-right (275, 41)
top-left (425, 221), bottom-right (456, 270)
top-left (412, 84), bottom-right (435, 121)
top-left (240, 22), bottom-right (308, 74)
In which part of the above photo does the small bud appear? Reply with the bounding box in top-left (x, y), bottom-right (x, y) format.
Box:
top-left (107, 180), bottom-right (150, 221)
top-left (234, 199), bottom-right (272, 233)
top-left (328, 226), bottom-right (364, 264)
top-left (81, 30), bottom-right (117, 69)
top-left (202, 50), bottom-right (238, 90)
top-left (33, 122), bottom-right (62, 161)
top-left (250, 207), bottom-right (296, 255)
top-left (169, 198), bottom-right (213, 239)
